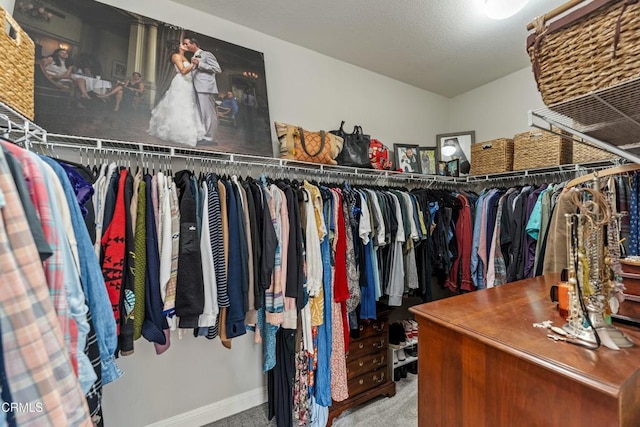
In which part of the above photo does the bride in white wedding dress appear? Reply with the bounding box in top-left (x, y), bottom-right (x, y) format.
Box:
top-left (148, 40), bottom-right (205, 146)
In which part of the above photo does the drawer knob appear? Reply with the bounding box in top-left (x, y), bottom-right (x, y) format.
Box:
top-left (373, 340), bottom-right (385, 348)
top-left (359, 325), bottom-right (364, 331)
top-left (359, 379), bottom-right (364, 385)
top-left (359, 343), bottom-right (364, 349)
top-left (359, 361), bottom-right (364, 367)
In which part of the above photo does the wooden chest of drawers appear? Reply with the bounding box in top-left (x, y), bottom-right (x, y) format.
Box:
top-left (328, 310), bottom-right (396, 425)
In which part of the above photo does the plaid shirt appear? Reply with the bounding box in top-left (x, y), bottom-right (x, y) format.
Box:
top-left (0, 148), bottom-right (92, 426)
top-left (0, 142), bottom-right (76, 374)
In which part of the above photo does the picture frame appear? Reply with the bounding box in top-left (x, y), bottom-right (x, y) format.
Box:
top-left (437, 161), bottom-right (447, 176)
top-left (111, 60), bottom-right (127, 80)
top-left (446, 159), bottom-right (460, 177)
top-left (16, 0), bottom-right (273, 156)
top-left (436, 131), bottom-right (475, 176)
top-left (393, 144), bottom-right (421, 174)
top-left (418, 147), bottom-right (436, 175)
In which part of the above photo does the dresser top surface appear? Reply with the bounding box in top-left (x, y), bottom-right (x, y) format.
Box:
top-left (410, 274), bottom-right (640, 395)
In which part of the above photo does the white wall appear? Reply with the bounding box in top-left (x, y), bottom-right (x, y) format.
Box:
top-left (1, 0), bottom-right (14, 15)
top-left (448, 66), bottom-right (545, 143)
top-left (95, 1), bottom-right (449, 426)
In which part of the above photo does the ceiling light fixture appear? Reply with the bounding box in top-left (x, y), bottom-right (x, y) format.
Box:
top-left (484, 0), bottom-right (529, 20)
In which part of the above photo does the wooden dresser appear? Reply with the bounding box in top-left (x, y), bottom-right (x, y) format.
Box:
top-left (328, 309), bottom-right (396, 425)
top-left (410, 274), bottom-right (640, 427)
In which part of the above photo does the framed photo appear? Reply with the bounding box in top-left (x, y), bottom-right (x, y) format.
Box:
top-left (436, 131), bottom-right (475, 176)
top-left (111, 60), bottom-right (127, 80)
top-left (446, 159), bottom-right (460, 177)
top-left (418, 147), bottom-right (436, 175)
top-left (394, 144), bottom-right (421, 174)
top-left (437, 161), bottom-right (447, 176)
top-left (15, 0), bottom-right (273, 156)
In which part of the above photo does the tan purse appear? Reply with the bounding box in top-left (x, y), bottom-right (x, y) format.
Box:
top-left (275, 121), bottom-right (343, 165)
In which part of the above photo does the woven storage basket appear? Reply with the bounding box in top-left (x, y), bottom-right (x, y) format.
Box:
top-left (513, 129), bottom-right (572, 170)
top-left (0, 7), bottom-right (34, 120)
top-left (527, 0), bottom-right (640, 106)
top-left (572, 140), bottom-right (619, 162)
top-left (470, 138), bottom-right (514, 175)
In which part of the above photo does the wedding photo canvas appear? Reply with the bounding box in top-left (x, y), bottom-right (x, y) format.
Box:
top-left (15, 0), bottom-right (272, 156)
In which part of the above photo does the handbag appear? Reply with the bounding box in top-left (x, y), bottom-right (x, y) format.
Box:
top-left (330, 121), bottom-right (373, 168)
top-left (275, 121), bottom-right (343, 165)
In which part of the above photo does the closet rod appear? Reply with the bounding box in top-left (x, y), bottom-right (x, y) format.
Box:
top-left (29, 133), bottom-right (467, 186)
top-left (465, 160), bottom-right (619, 184)
top-left (27, 133), bottom-right (622, 187)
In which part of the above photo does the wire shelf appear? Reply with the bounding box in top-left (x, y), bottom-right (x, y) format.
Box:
top-left (0, 100), bottom-right (625, 188)
top-left (530, 76), bottom-right (640, 164)
top-left (0, 102), bottom-right (47, 145)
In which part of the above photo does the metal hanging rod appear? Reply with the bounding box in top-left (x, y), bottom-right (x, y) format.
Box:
top-left (29, 132), bottom-right (625, 187)
top-left (30, 132), bottom-right (470, 186)
top-left (465, 159), bottom-right (621, 184)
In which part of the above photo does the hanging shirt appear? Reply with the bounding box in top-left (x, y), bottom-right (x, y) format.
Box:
top-left (198, 183), bottom-right (219, 328)
top-left (0, 148), bottom-right (93, 427)
top-left (39, 156), bottom-right (122, 385)
top-left (39, 160), bottom-right (95, 393)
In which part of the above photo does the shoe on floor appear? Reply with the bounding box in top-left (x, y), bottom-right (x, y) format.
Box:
top-left (407, 361), bottom-right (418, 375)
top-left (396, 348), bottom-right (406, 362)
top-left (393, 351), bottom-right (399, 365)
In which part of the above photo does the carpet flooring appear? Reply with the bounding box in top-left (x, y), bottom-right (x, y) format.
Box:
top-left (205, 375), bottom-right (417, 427)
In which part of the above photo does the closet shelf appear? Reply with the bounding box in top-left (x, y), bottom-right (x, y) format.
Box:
top-left (529, 76), bottom-right (640, 165)
top-left (0, 102), bottom-right (47, 146)
top-left (36, 132), bottom-right (468, 186)
top-left (394, 355), bottom-right (418, 369)
top-left (0, 100), bottom-right (626, 186)
top-left (465, 159), bottom-right (618, 184)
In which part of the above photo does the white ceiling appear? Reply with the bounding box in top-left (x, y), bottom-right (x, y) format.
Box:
top-left (170, 0), bottom-right (567, 98)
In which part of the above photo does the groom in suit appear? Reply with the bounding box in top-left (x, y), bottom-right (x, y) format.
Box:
top-left (184, 37), bottom-right (222, 144)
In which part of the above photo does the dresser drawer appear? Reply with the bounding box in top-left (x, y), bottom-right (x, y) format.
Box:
top-left (348, 368), bottom-right (388, 396)
top-left (356, 318), bottom-right (388, 339)
top-left (347, 334), bottom-right (387, 361)
top-left (346, 352), bottom-right (387, 380)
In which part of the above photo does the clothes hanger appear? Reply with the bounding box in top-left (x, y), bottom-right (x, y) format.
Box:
top-left (566, 163), bottom-right (640, 188)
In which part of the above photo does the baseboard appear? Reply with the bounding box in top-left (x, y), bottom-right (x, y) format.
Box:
top-left (145, 386), bottom-right (267, 427)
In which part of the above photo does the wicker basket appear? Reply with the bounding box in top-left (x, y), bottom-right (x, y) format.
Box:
top-left (527, 0), bottom-right (640, 106)
top-left (0, 7), bottom-right (34, 120)
top-left (469, 138), bottom-right (514, 175)
top-left (513, 129), bottom-right (572, 170)
top-left (572, 140), bottom-right (619, 163)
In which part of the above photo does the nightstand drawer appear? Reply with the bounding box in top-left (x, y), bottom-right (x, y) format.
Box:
top-left (348, 368), bottom-right (388, 396)
top-left (346, 352), bottom-right (387, 380)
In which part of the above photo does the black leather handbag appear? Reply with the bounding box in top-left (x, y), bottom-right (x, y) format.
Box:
top-left (330, 121), bottom-right (373, 168)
